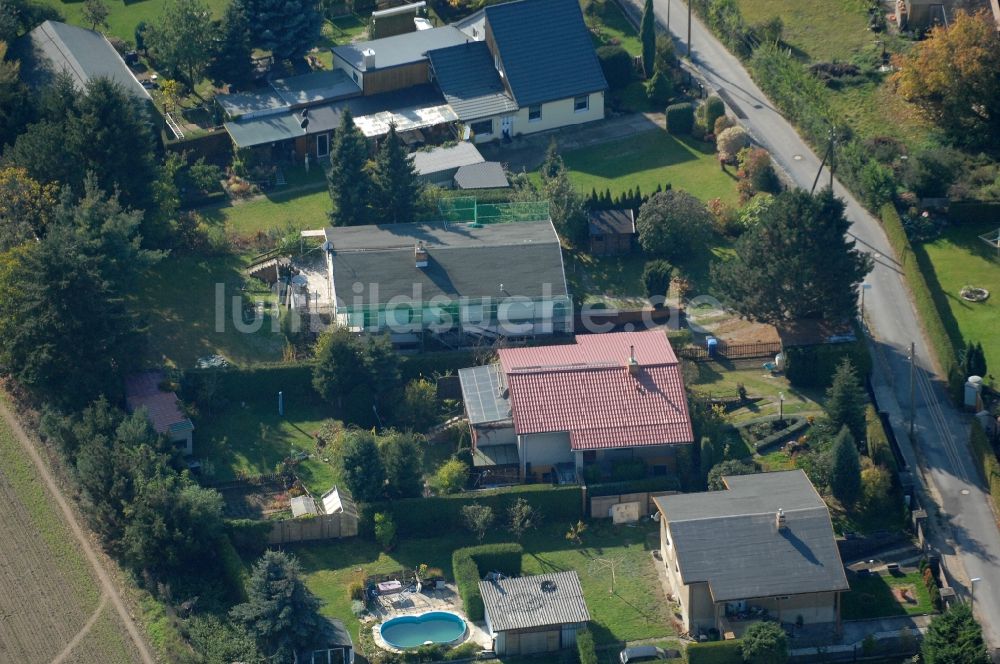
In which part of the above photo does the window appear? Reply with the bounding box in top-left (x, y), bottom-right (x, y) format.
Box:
top-left (528, 105), bottom-right (542, 122)
top-left (352, 71), bottom-right (358, 83)
top-left (494, 53), bottom-right (504, 77)
top-left (316, 133), bottom-right (329, 158)
top-left (574, 94), bottom-right (589, 112)
top-left (470, 119), bottom-right (493, 136)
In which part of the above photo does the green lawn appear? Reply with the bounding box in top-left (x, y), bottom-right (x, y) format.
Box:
top-left (35, 0), bottom-right (229, 41)
top-left (584, 0), bottom-right (642, 56)
top-left (738, 0), bottom-right (871, 63)
top-left (201, 188), bottom-right (331, 239)
top-left (548, 130), bottom-right (739, 205)
top-left (295, 521), bottom-right (675, 647)
top-left (134, 254), bottom-right (286, 368)
top-left (917, 222), bottom-right (1000, 378)
top-left (841, 571), bottom-right (934, 619)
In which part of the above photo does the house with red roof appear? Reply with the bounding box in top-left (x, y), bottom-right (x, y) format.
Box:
top-left (458, 331), bottom-right (694, 484)
top-left (124, 372), bottom-right (195, 456)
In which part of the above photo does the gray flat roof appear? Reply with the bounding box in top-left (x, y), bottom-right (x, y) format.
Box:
top-left (455, 162), bottom-right (509, 189)
top-left (459, 363), bottom-right (510, 424)
top-left (325, 220), bottom-right (567, 305)
top-left (271, 69), bottom-right (361, 106)
top-left (333, 25), bottom-right (471, 71)
top-left (655, 470), bottom-right (849, 603)
top-left (412, 142), bottom-right (485, 176)
top-left (216, 89), bottom-right (288, 118)
top-left (16, 21), bottom-right (150, 100)
top-left (427, 41), bottom-right (519, 121)
top-left (480, 571), bottom-right (590, 632)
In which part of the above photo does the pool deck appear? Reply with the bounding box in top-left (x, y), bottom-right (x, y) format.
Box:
top-left (368, 582), bottom-right (493, 652)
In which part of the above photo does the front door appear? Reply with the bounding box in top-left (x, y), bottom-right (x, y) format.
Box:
top-left (317, 133), bottom-right (329, 158)
top-left (501, 115), bottom-right (514, 139)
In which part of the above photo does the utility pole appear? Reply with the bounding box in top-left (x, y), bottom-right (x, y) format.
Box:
top-left (687, 0), bottom-right (692, 58)
top-left (909, 342), bottom-right (916, 440)
top-left (829, 127), bottom-right (836, 190)
top-left (667, 0), bottom-right (671, 32)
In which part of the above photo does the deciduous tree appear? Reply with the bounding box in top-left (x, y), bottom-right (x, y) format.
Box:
top-left (147, 0), bottom-right (215, 88)
top-left (0, 166), bottom-right (57, 250)
top-left (508, 497), bottom-right (540, 540)
top-left (0, 42), bottom-right (33, 149)
top-left (81, 0), bottom-right (109, 31)
top-left (711, 188), bottom-right (873, 322)
top-left (892, 11), bottom-right (1000, 149)
top-left (636, 189), bottom-right (714, 262)
top-left (461, 503), bottom-right (494, 542)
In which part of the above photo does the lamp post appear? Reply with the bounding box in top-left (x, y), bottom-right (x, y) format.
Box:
top-left (779, 392), bottom-right (785, 423)
top-left (971, 577), bottom-right (982, 608)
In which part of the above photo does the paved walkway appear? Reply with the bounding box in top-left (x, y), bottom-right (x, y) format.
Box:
top-left (478, 112), bottom-right (664, 172)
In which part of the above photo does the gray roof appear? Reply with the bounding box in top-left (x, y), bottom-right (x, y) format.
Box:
top-left (333, 25), bottom-right (471, 71)
top-left (427, 41), bottom-right (519, 120)
top-left (216, 89), bottom-right (288, 119)
top-left (459, 363), bottom-right (511, 424)
top-left (655, 470), bottom-right (849, 603)
top-left (589, 210), bottom-right (635, 236)
top-left (484, 0), bottom-right (607, 106)
top-left (480, 571), bottom-right (590, 632)
top-left (455, 162), bottom-right (509, 189)
top-left (271, 69), bottom-right (361, 107)
top-left (412, 141), bottom-right (485, 176)
top-left (16, 21), bottom-right (150, 100)
top-left (225, 113), bottom-right (306, 147)
top-left (324, 220), bottom-right (567, 305)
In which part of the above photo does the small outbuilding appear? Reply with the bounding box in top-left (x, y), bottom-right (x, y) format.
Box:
top-left (124, 372), bottom-right (194, 455)
top-left (588, 209), bottom-right (635, 256)
top-left (295, 617), bottom-right (354, 664)
top-left (479, 571), bottom-right (590, 656)
top-left (413, 142), bottom-right (486, 187)
top-left (454, 161), bottom-right (509, 190)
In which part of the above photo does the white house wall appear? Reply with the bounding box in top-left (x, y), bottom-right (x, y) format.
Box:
top-left (519, 431), bottom-right (573, 476)
top-left (513, 93), bottom-right (604, 136)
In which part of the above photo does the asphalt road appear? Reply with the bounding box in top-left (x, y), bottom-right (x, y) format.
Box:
top-left (629, 0), bottom-right (1000, 650)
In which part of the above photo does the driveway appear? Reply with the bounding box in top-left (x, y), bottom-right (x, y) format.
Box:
top-left (617, 0), bottom-right (1000, 652)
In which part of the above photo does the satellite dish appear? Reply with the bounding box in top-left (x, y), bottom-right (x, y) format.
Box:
top-left (300, 117), bottom-right (309, 129)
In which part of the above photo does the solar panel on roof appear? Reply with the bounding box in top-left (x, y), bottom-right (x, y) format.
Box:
top-left (459, 364), bottom-right (510, 424)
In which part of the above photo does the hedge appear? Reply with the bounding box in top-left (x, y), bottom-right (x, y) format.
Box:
top-left (587, 474), bottom-right (681, 497)
top-left (866, 404), bottom-right (898, 474)
top-left (880, 204), bottom-right (964, 402)
top-left (784, 336), bottom-right (872, 389)
top-left (969, 420), bottom-right (1000, 515)
top-left (666, 103), bottom-right (695, 135)
top-left (359, 484), bottom-right (582, 539)
top-left (576, 628), bottom-right (597, 664)
top-left (216, 534), bottom-right (248, 603)
top-left (687, 639), bottom-right (743, 664)
top-left (452, 543), bottom-right (523, 621)
top-left (947, 200), bottom-right (1000, 225)
top-left (597, 44), bottom-right (633, 90)
top-left (399, 350), bottom-right (479, 382)
top-left (225, 518), bottom-right (274, 555)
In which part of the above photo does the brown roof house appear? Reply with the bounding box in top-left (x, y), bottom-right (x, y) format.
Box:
top-left (480, 571), bottom-right (590, 656)
top-left (125, 372), bottom-right (195, 455)
top-left (588, 209), bottom-right (635, 256)
top-left (655, 470), bottom-right (849, 640)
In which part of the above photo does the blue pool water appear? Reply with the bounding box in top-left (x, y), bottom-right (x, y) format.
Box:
top-left (380, 611), bottom-right (467, 649)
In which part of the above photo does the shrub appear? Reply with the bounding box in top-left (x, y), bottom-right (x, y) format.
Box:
top-left (460, 503), bottom-right (495, 542)
top-left (687, 639), bottom-right (743, 664)
top-left (374, 512), bottom-right (397, 551)
top-left (576, 628), bottom-right (597, 664)
top-left (645, 70), bottom-right (674, 106)
top-left (225, 519), bottom-right (273, 556)
top-left (642, 259), bottom-right (674, 299)
top-left (637, 189), bottom-right (714, 261)
top-left (859, 160), bottom-right (896, 210)
top-left (452, 544), bottom-right (523, 621)
top-left (597, 45), bottom-right (633, 90)
top-left (430, 457), bottom-right (469, 494)
top-left (665, 102), bottom-right (695, 135)
top-left (701, 96), bottom-right (726, 132)
top-left (742, 621), bottom-right (788, 664)
top-left (737, 193), bottom-right (774, 229)
top-left (399, 378), bottom-right (438, 431)
top-left (970, 420), bottom-right (1000, 515)
top-left (738, 147), bottom-right (780, 194)
top-left (714, 114), bottom-right (734, 135)
top-left (717, 126), bottom-right (751, 162)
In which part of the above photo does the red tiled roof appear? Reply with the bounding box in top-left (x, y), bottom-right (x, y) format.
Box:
top-left (124, 372), bottom-right (192, 435)
top-left (498, 331), bottom-right (693, 450)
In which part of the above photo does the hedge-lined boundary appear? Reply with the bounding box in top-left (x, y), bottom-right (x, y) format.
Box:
top-left (576, 628), bottom-right (597, 664)
top-left (784, 335), bottom-right (872, 389)
top-left (687, 639), bottom-right (743, 664)
top-left (879, 204), bottom-right (963, 401)
top-left (587, 474), bottom-right (681, 497)
top-left (969, 420), bottom-right (1000, 516)
top-left (359, 484), bottom-right (583, 540)
top-left (452, 544), bottom-right (523, 622)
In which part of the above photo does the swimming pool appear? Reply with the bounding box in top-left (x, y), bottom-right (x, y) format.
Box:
top-left (379, 611), bottom-right (467, 649)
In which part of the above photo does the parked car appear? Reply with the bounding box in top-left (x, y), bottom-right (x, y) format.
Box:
top-left (619, 645), bottom-right (680, 663)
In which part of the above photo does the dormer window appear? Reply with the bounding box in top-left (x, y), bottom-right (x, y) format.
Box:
top-left (494, 52), bottom-right (504, 77)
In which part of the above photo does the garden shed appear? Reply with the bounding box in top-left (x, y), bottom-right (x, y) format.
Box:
top-left (479, 571), bottom-right (590, 656)
top-left (588, 209), bottom-right (635, 256)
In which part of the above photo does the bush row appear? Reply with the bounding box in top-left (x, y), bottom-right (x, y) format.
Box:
top-left (586, 474), bottom-right (681, 497)
top-left (225, 518), bottom-right (274, 556)
top-left (576, 628), bottom-right (597, 664)
top-left (358, 484), bottom-right (582, 540)
top-left (947, 200), bottom-right (1000, 225)
top-left (866, 405), bottom-right (898, 474)
top-left (880, 204), bottom-right (964, 401)
top-left (784, 336), bottom-right (872, 388)
top-left (687, 639), bottom-right (744, 664)
top-left (969, 420), bottom-right (1000, 515)
top-left (452, 543), bottom-right (523, 622)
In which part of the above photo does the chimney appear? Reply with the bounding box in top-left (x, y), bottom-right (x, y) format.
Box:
top-left (362, 48), bottom-right (376, 70)
top-left (776, 508), bottom-right (787, 531)
top-left (627, 345), bottom-right (639, 375)
top-left (414, 242), bottom-right (428, 268)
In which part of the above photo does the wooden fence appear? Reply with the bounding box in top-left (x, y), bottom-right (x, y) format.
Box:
top-left (678, 341), bottom-right (782, 362)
